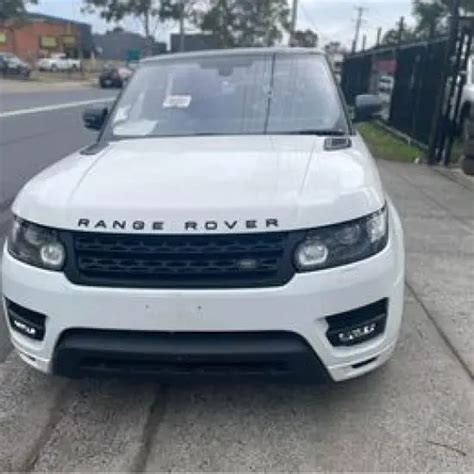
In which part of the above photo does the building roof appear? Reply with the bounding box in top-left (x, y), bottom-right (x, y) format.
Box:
top-left (143, 46), bottom-right (324, 64)
top-left (26, 12), bottom-right (90, 27)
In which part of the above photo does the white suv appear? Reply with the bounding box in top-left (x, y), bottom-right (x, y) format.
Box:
top-left (2, 48), bottom-right (404, 382)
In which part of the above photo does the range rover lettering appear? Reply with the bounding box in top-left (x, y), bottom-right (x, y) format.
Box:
top-left (2, 48), bottom-right (405, 382)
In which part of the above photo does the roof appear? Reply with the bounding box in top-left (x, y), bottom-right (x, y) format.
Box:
top-left (142, 47), bottom-right (324, 64)
top-left (26, 12), bottom-right (90, 28)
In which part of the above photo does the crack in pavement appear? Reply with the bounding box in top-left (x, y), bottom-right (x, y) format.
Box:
top-left (406, 280), bottom-right (473, 379)
top-left (22, 382), bottom-right (74, 472)
top-left (130, 385), bottom-right (169, 473)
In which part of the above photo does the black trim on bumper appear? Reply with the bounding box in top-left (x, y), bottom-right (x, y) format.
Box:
top-left (53, 330), bottom-right (330, 382)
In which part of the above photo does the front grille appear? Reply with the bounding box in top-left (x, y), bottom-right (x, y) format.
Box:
top-left (62, 231), bottom-right (300, 289)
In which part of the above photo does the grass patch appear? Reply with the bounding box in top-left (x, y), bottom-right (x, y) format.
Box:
top-left (357, 122), bottom-right (422, 163)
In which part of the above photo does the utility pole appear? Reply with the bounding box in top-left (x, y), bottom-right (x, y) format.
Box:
top-left (351, 6), bottom-right (365, 53)
top-left (376, 27), bottom-right (382, 47)
top-left (362, 34), bottom-right (367, 51)
top-left (179, 0), bottom-right (185, 52)
top-left (397, 16), bottom-right (405, 45)
top-left (289, 0), bottom-right (298, 46)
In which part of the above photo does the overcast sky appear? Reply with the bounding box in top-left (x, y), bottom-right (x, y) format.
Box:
top-left (30, 0), bottom-right (416, 49)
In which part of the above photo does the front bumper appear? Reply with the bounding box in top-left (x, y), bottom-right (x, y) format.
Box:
top-left (1, 208), bottom-right (405, 382)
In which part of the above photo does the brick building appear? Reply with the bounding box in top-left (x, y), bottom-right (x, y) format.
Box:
top-left (0, 13), bottom-right (93, 64)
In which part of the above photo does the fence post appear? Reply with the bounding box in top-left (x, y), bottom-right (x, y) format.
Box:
top-left (428, 0), bottom-right (460, 164)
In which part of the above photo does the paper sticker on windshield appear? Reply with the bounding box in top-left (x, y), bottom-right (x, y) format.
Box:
top-left (163, 95), bottom-right (192, 109)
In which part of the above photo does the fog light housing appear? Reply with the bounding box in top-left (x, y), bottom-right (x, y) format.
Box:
top-left (6, 300), bottom-right (46, 341)
top-left (326, 299), bottom-right (388, 347)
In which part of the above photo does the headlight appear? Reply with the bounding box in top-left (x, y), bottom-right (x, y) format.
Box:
top-left (8, 218), bottom-right (65, 271)
top-left (295, 206), bottom-right (388, 272)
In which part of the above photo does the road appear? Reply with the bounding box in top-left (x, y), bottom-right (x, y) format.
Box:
top-left (0, 85), bottom-right (472, 472)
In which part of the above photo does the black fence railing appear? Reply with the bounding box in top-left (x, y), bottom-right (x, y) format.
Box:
top-left (341, 37), bottom-right (449, 147)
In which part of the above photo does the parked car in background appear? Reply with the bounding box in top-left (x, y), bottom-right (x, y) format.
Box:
top-left (460, 55), bottom-right (474, 135)
top-left (0, 53), bottom-right (31, 78)
top-left (37, 53), bottom-right (81, 72)
top-left (99, 63), bottom-right (134, 88)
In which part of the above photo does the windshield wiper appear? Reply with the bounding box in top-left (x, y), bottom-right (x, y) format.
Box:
top-left (277, 129), bottom-right (348, 136)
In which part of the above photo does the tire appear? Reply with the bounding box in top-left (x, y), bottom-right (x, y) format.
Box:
top-left (71, 65), bottom-right (78, 72)
top-left (51, 64), bottom-right (58, 72)
top-left (460, 104), bottom-right (471, 140)
top-left (461, 156), bottom-right (474, 176)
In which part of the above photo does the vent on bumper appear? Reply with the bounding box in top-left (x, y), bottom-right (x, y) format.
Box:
top-left (326, 299), bottom-right (388, 347)
top-left (53, 329), bottom-right (330, 381)
top-left (6, 300), bottom-right (46, 341)
top-left (61, 231), bottom-right (302, 289)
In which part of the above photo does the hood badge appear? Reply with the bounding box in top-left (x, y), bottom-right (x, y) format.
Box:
top-left (77, 218), bottom-right (279, 232)
top-left (237, 258), bottom-right (259, 271)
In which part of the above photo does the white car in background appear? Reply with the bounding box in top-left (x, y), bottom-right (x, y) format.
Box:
top-left (37, 53), bottom-right (81, 72)
top-left (460, 56), bottom-right (474, 131)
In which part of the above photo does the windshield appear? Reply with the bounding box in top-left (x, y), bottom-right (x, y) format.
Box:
top-left (105, 53), bottom-right (349, 139)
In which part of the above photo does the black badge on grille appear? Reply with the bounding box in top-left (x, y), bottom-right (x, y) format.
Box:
top-left (238, 258), bottom-right (258, 271)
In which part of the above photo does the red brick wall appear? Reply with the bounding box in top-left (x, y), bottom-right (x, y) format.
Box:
top-left (0, 21), bottom-right (81, 64)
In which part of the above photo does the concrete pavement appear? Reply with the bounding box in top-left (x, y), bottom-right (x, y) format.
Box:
top-left (378, 160), bottom-right (474, 377)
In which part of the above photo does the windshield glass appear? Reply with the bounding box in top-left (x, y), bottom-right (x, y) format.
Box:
top-left (105, 53), bottom-right (349, 139)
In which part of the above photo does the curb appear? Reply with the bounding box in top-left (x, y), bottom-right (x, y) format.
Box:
top-left (431, 166), bottom-right (474, 192)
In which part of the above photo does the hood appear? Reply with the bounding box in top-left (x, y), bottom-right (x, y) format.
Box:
top-left (13, 135), bottom-right (385, 234)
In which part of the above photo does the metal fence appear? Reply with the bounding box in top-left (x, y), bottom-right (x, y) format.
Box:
top-left (341, 38), bottom-right (449, 147)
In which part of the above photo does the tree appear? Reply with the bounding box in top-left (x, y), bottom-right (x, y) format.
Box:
top-left (82, 0), bottom-right (180, 39)
top-left (413, 1), bottom-right (447, 38)
top-left (292, 29), bottom-right (318, 48)
top-left (195, 0), bottom-right (291, 48)
top-left (382, 26), bottom-right (417, 45)
top-left (412, 0), bottom-right (474, 40)
top-left (0, 0), bottom-right (38, 22)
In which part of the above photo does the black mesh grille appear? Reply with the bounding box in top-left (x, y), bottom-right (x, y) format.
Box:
top-left (62, 231), bottom-right (300, 289)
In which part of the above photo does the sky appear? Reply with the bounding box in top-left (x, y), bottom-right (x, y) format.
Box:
top-left (29, 0), bottom-right (416, 50)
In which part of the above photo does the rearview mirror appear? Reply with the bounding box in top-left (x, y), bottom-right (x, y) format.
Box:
top-left (83, 107), bottom-right (108, 131)
top-left (354, 95), bottom-right (383, 123)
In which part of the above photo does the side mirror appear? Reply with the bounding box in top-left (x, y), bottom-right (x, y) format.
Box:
top-left (83, 107), bottom-right (108, 131)
top-left (354, 94), bottom-right (383, 123)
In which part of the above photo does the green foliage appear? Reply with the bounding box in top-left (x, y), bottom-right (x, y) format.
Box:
top-left (195, 0), bottom-right (291, 48)
top-left (357, 123), bottom-right (422, 163)
top-left (0, 0), bottom-right (38, 22)
top-left (382, 27), bottom-right (417, 46)
top-left (381, 0), bottom-right (474, 47)
top-left (292, 29), bottom-right (318, 48)
top-left (414, 0), bottom-right (447, 38)
top-left (82, 0), bottom-right (180, 36)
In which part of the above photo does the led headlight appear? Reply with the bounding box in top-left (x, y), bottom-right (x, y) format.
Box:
top-left (8, 218), bottom-right (65, 270)
top-left (295, 206), bottom-right (388, 272)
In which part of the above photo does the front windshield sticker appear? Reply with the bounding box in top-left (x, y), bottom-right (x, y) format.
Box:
top-left (163, 95), bottom-right (192, 109)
